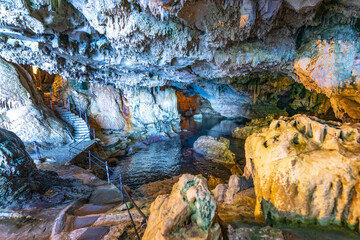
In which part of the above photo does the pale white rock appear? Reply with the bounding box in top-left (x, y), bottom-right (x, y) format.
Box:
top-left (88, 84), bottom-right (126, 130)
top-left (125, 87), bottom-right (180, 136)
top-left (0, 58), bottom-right (71, 148)
top-left (69, 84), bottom-right (180, 137)
top-left (285, 0), bottom-right (323, 12)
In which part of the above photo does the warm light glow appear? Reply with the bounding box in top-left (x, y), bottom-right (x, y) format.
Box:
top-left (32, 66), bottom-right (38, 75)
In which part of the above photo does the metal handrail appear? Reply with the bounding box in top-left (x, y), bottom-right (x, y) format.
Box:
top-left (87, 152), bottom-right (147, 221)
top-left (68, 135), bottom-right (90, 161)
top-left (87, 151), bottom-right (148, 239)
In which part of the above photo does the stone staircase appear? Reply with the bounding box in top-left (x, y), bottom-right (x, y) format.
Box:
top-left (43, 93), bottom-right (90, 141)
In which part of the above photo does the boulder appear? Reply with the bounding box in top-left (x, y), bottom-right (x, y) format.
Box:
top-left (213, 175), bottom-right (254, 204)
top-left (0, 128), bottom-right (39, 207)
top-left (212, 175), bottom-right (255, 226)
top-left (194, 136), bottom-right (235, 164)
top-left (143, 174), bottom-right (222, 240)
top-left (245, 115), bottom-right (360, 230)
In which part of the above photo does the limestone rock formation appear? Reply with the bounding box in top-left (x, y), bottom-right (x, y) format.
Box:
top-left (0, 1), bottom-right (359, 120)
top-left (0, 0), bottom-right (357, 89)
top-left (0, 128), bottom-right (93, 209)
top-left (245, 115), bottom-right (360, 230)
top-left (212, 175), bottom-right (256, 227)
top-left (194, 136), bottom-right (235, 164)
top-left (0, 58), bottom-right (71, 147)
top-left (232, 115), bottom-right (277, 140)
top-left (295, 26), bottom-right (360, 121)
top-left (126, 87), bottom-right (180, 137)
top-left (143, 174), bottom-right (222, 240)
top-left (230, 74), bottom-right (332, 119)
top-left (213, 175), bottom-right (254, 204)
top-left (68, 83), bottom-right (180, 138)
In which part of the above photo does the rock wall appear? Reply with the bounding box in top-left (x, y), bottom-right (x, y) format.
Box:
top-left (0, 1), bottom-right (359, 121)
top-left (68, 82), bottom-right (180, 137)
top-left (0, 58), bottom-right (71, 148)
top-left (245, 115), bottom-right (360, 230)
top-left (125, 87), bottom-right (180, 137)
top-left (230, 74), bottom-right (333, 119)
top-left (294, 26), bottom-right (360, 121)
top-left (176, 91), bottom-right (201, 117)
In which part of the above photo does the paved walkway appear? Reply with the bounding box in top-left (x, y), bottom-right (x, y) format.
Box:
top-left (30, 140), bottom-right (96, 166)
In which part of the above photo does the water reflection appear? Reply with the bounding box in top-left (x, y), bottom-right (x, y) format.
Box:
top-left (116, 116), bottom-right (246, 188)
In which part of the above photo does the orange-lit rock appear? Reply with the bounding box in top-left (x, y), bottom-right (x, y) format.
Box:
top-left (176, 91), bottom-right (201, 117)
top-left (245, 115), bottom-right (360, 230)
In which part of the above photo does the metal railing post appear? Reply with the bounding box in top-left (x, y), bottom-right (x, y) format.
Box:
top-left (88, 151), bottom-right (91, 169)
top-left (119, 175), bottom-right (124, 201)
top-left (85, 112), bottom-right (88, 128)
top-left (105, 161), bottom-right (110, 184)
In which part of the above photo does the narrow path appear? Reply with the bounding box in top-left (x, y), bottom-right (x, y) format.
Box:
top-left (44, 92), bottom-right (90, 141)
top-left (31, 93), bottom-right (95, 165)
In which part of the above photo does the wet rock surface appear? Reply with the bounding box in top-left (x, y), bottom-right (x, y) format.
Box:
top-left (232, 115), bottom-right (277, 140)
top-left (245, 115), bottom-right (360, 230)
top-left (194, 136), bottom-right (235, 164)
top-left (227, 225), bottom-right (284, 240)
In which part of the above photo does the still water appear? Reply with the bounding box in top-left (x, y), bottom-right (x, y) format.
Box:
top-left (115, 116), bottom-right (245, 188)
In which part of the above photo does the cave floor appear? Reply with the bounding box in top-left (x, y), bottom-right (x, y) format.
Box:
top-left (0, 164), bottom-right (149, 240)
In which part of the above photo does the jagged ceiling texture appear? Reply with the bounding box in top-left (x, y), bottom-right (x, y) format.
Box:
top-left (0, 0), bottom-right (359, 88)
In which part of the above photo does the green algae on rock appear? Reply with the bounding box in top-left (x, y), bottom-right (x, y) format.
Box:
top-left (143, 174), bottom-right (221, 240)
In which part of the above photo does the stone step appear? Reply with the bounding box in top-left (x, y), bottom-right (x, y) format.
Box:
top-left (73, 124), bottom-right (88, 128)
top-left (74, 130), bottom-right (90, 133)
top-left (74, 122), bottom-right (87, 125)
